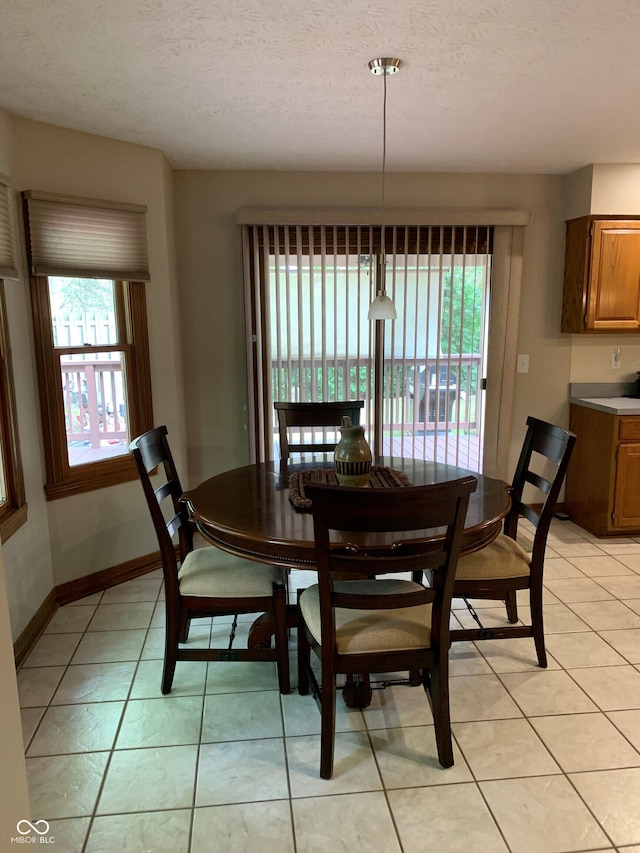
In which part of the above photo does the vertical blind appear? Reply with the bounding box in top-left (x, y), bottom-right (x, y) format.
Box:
top-left (0, 179), bottom-right (18, 280)
top-left (22, 190), bottom-right (150, 281)
top-left (242, 222), bottom-right (492, 469)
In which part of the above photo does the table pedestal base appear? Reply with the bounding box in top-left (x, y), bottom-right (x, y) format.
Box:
top-left (248, 607), bottom-right (376, 708)
top-left (247, 606), bottom-right (298, 649)
top-left (342, 675), bottom-right (372, 708)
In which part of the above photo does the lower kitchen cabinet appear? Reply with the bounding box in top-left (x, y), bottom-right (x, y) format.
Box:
top-left (565, 404), bottom-right (640, 536)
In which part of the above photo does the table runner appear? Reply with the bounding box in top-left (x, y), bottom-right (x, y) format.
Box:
top-left (288, 465), bottom-right (412, 511)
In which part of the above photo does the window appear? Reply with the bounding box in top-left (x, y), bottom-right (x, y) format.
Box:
top-left (0, 179), bottom-right (26, 539)
top-left (23, 191), bottom-right (153, 499)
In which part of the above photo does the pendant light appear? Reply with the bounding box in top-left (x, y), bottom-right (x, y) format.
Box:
top-left (367, 57), bottom-right (401, 321)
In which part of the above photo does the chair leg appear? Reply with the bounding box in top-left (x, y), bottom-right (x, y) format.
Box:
top-left (273, 583), bottom-right (290, 694)
top-left (162, 610), bottom-right (181, 694)
top-left (297, 595), bottom-right (310, 696)
top-left (530, 583), bottom-right (548, 668)
top-left (425, 665), bottom-right (454, 768)
top-left (320, 674), bottom-right (337, 779)
top-left (505, 590), bottom-right (518, 623)
top-left (178, 611), bottom-right (191, 644)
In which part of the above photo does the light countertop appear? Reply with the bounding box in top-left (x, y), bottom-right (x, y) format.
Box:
top-left (569, 396), bottom-right (640, 415)
top-left (569, 382), bottom-right (640, 415)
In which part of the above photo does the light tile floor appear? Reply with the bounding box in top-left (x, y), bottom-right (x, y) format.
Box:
top-left (16, 519), bottom-right (640, 852)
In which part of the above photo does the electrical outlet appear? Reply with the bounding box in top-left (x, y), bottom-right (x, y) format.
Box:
top-left (517, 354), bottom-right (529, 373)
top-left (612, 347), bottom-right (621, 369)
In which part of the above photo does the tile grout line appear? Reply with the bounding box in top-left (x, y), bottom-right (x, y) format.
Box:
top-left (80, 580), bottom-right (164, 853)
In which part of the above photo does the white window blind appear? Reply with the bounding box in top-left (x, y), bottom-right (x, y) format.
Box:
top-left (22, 191), bottom-right (150, 281)
top-left (242, 222), bottom-right (491, 470)
top-left (0, 180), bottom-right (18, 280)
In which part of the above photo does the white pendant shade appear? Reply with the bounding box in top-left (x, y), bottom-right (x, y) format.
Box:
top-left (367, 292), bottom-right (397, 320)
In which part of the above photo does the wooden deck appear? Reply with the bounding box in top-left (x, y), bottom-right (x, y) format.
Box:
top-left (271, 428), bottom-right (482, 472)
top-left (383, 430), bottom-right (482, 471)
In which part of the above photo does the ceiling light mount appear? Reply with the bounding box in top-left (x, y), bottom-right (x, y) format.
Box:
top-left (368, 57), bottom-right (401, 76)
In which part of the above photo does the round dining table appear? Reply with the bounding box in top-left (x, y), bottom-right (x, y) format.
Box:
top-left (183, 456), bottom-right (511, 570)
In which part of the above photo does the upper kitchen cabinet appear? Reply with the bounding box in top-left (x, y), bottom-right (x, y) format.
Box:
top-left (561, 215), bottom-right (640, 333)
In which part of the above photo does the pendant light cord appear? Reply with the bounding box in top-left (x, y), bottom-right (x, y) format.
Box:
top-left (382, 68), bottom-right (387, 242)
top-left (380, 68), bottom-right (387, 293)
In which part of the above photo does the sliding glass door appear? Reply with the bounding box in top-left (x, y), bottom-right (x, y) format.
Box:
top-left (242, 224), bottom-right (491, 470)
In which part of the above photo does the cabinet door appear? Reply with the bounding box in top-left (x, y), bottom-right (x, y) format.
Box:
top-left (588, 221), bottom-right (640, 330)
top-left (613, 443), bottom-right (640, 528)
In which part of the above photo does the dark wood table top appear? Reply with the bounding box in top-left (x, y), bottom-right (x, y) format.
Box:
top-left (183, 457), bottom-right (511, 570)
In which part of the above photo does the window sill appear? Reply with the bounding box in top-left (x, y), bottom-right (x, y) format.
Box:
top-left (0, 503), bottom-right (28, 543)
top-left (45, 456), bottom-right (139, 500)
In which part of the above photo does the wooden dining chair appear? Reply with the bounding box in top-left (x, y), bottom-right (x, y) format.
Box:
top-left (130, 426), bottom-right (290, 695)
top-left (297, 475), bottom-right (477, 779)
top-left (274, 400), bottom-right (365, 465)
top-left (446, 416), bottom-right (577, 667)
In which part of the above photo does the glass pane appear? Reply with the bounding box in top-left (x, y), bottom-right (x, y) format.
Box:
top-left (61, 352), bottom-right (129, 466)
top-left (49, 277), bottom-right (118, 347)
top-left (382, 251), bottom-right (489, 469)
top-left (268, 251), bottom-right (373, 458)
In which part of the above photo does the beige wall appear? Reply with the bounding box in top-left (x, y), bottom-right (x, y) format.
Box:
top-left (174, 170), bottom-right (571, 481)
top-left (2, 114), bottom-right (186, 639)
top-left (0, 110), bottom-right (55, 640)
top-left (0, 547), bottom-right (30, 840)
top-left (591, 164), bottom-right (640, 213)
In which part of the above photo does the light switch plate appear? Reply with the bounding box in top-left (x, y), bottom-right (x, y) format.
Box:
top-left (517, 354), bottom-right (529, 373)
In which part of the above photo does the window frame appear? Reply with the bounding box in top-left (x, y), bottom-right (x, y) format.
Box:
top-left (0, 280), bottom-right (27, 539)
top-left (29, 275), bottom-right (153, 499)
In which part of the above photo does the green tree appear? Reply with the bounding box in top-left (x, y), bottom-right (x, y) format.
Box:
top-left (440, 267), bottom-right (484, 355)
top-left (55, 278), bottom-right (113, 314)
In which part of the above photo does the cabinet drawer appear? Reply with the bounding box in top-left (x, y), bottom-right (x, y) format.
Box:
top-left (619, 418), bottom-right (640, 441)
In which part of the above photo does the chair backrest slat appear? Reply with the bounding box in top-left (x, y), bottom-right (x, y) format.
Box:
top-left (328, 546), bottom-right (450, 576)
top-left (165, 514), bottom-right (183, 539)
top-left (332, 587), bottom-right (434, 610)
top-left (524, 471), bottom-right (552, 495)
top-left (275, 401), bottom-right (365, 463)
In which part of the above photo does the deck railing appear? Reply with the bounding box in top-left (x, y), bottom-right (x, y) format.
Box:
top-left (272, 354), bottom-right (482, 432)
top-left (62, 359), bottom-right (126, 450)
top-left (61, 353), bottom-right (482, 465)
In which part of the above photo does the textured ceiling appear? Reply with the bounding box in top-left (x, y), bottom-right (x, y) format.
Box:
top-left (2, 0), bottom-right (640, 173)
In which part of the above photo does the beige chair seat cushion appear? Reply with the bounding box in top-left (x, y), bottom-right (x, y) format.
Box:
top-left (455, 534), bottom-right (531, 581)
top-left (300, 579), bottom-right (431, 654)
top-left (179, 547), bottom-right (285, 597)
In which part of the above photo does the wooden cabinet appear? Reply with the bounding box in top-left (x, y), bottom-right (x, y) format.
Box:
top-left (561, 215), bottom-right (640, 333)
top-left (566, 404), bottom-right (640, 536)
top-left (614, 418), bottom-right (640, 528)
